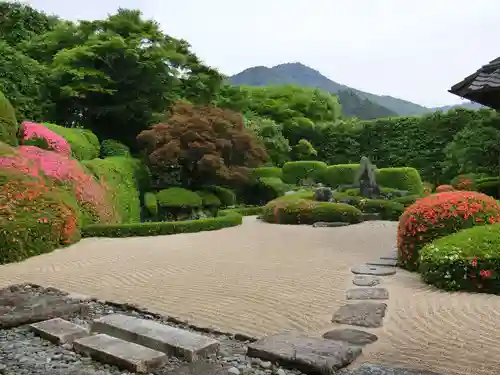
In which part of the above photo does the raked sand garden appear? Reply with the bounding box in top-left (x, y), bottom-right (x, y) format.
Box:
top-left (1, 217), bottom-right (500, 375)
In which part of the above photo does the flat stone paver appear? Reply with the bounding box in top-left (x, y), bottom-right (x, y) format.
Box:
top-left (332, 302), bottom-right (387, 328)
top-left (247, 332), bottom-right (361, 373)
top-left (323, 328), bottom-right (378, 346)
top-left (30, 317), bottom-right (89, 344)
top-left (73, 333), bottom-right (168, 373)
top-left (165, 363), bottom-right (228, 375)
top-left (92, 314), bottom-right (219, 362)
top-left (366, 258), bottom-right (397, 267)
top-left (0, 289), bottom-right (88, 329)
top-left (353, 276), bottom-right (381, 287)
top-left (351, 265), bottom-right (396, 276)
top-left (347, 287), bottom-right (389, 300)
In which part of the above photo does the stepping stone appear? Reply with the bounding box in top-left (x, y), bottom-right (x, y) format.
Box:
top-left (92, 314), bottom-right (219, 362)
top-left (337, 363), bottom-right (445, 374)
top-left (361, 213), bottom-right (381, 221)
top-left (313, 221), bottom-right (350, 227)
top-left (247, 332), bottom-right (361, 374)
top-left (0, 291), bottom-right (88, 329)
top-left (366, 258), bottom-right (397, 267)
top-left (353, 275), bottom-right (380, 287)
top-left (29, 318), bottom-right (89, 344)
top-left (73, 333), bottom-right (167, 373)
top-left (351, 265), bottom-right (396, 276)
top-left (332, 302), bottom-right (387, 328)
top-left (323, 328), bottom-right (378, 346)
top-left (165, 362), bottom-right (228, 375)
top-left (346, 287), bottom-right (389, 300)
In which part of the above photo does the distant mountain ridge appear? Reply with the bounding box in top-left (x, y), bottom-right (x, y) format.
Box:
top-left (229, 63), bottom-right (480, 117)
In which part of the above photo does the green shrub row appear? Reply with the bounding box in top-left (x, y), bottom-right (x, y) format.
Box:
top-left (43, 123), bottom-right (100, 161)
top-left (377, 167), bottom-right (423, 195)
top-left (322, 164), bottom-right (359, 187)
top-left (282, 161), bottom-right (327, 184)
top-left (252, 167), bottom-right (282, 179)
top-left (81, 211), bottom-right (243, 238)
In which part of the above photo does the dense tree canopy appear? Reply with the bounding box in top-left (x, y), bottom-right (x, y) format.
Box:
top-left (137, 102), bottom-right (268, 188)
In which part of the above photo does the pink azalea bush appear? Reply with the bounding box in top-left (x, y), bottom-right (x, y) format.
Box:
top-left (0, 145), bottom-right (118, 224)
top-left (22, 121), bottom-right (71, 156)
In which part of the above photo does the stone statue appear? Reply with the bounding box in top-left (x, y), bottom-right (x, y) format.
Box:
top-left (354, 156), bottom-right (380, 198)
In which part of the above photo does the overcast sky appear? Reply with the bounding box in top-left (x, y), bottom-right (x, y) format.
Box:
top-left (23, 0), bottom-right (499, 107)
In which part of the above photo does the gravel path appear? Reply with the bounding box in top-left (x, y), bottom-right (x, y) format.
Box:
top-left (1, 217), bottom-right (500, 375)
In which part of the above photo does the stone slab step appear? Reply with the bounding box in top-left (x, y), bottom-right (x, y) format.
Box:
top-left (322, 328), bottom-right (378, 346)
top-left (91, 314), bottom-right (219, 362)
top-left (346, 287), bottom-right (389, 300)
top-left (247, 332), bottom-right (361, 374)
top-left (29, 318), bottom-right (89, 344)
top-left (352, 275), bottom-right (380, 287)
top-left (351, 264), bottom-right (396, 276)
top-left (332, 302), bottom-right (387, 328)
top-left (73, 333), bottom-right (167, 374)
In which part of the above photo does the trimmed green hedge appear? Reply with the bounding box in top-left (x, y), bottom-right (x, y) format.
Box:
top-left (262, 194), bottom-right (362, 225)
top-left (477, 178), bottom-right (500, 198)
top-left (354, 199), bottom-right (404, 221)
top-left (322, 164), bottom-right (359, 187)
top-left (81, 211), bottom-right (243, 238)
top-left (282, 161), bottom-right (327, 184)
top-left (82, 157), bottom-right (149, 223)
top-left (0, 91), bottom-right (18, 146)
top-left (252, 167), bottom-right (282, 179)
top-left (377, 167), bottom-right (423, 195)
top-left (144, 192), bottom-right (158, 216)
top-left (43, 123), bottom-right (100, 160)
top-left (196, 191), bottom-right (221, 207)
top-left (100, 139), bottom-right (131, 158)
top-left (204, 186), bottom-right (236, 207)
top-left (220, 206), bottom-right (263, 216)
top-left (392, 194), bottom-right (422, 207)
top-left (156, 187), bottom-right (202, 208)
top-left (420, 224), bottom-right (500, 293)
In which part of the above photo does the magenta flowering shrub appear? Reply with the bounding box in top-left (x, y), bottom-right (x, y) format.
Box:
top-left (0, 145), bottom-right (118, 224)
top-left (22, 121), bottom-right (71, 156)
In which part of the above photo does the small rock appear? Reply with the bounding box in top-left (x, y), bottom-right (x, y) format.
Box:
top-left (276, 369), bottom-right (286, 375)
top-left (228, 367), bottom-right (241, 375)
top-left (260, 361), bottom-right (272, 369)
top-left (352, 275), bottom-right (380, 287)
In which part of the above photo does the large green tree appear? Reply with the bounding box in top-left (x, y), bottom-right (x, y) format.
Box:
top-left (23, 9), bottom-right (223, 149)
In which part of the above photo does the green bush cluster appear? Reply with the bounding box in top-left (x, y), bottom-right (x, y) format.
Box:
top-left (420, 224), bottom-right (500, 294)
top-left (156, 187), bottom-right (202, 208)
top-left (392, 194), bottom-right (422, 207)
top-left (82, 211), bottom-right (243, 237)
top-left (43, 123), bottom-right (100, 160)
top-left (262, 193), bottom-right (362, 225)
top-left (203, 185), bottom-right (236, 207)
top-left (282, 161), bottom-right (327, 185)
top-left (143, 192), bottom-right (158, 217)
top-left (376, 167), bottom-right (423, 195)
top-left (476, 177), bottom-right (500, 198)
top-left (0, 91), bottom-right (18, 146)
top-left (196, 191), bottom-right (221, 208)
top-left (252, 167), bottom-right (282, 178)
top-left (83, 156), bottom-right (149, 223)
top-left (353, 199), bottom-right (404, 221)
top-left (100, 139), bottom-right (131, 158)
top-left (322, 164), bottom-right (359, 187)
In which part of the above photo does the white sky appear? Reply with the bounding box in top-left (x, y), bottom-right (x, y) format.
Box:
top-left (23, 0), bottom-right (500, 107)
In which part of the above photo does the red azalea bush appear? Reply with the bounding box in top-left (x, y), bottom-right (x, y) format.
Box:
top-left (22, 121), bottom-right (71, 156)
top-left (397, 191), bottom-right (500, 271)
top-left (0, 170), bottom-right (81, 264)
top-left (435, 184), bottom-right (455, 193)
top-left (0, 145), bottom-right (118, 224)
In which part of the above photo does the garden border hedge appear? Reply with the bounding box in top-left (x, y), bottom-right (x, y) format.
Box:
top-left (81, 211), bottom-right (243, 238)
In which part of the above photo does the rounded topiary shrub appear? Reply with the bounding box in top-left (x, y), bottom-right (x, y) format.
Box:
top-left (196, 191), bottom-right (221, 208)
top-left (0, 91), bottom-right (18, 146)
top-left (44, 123), bottom-right (100, 161)
top-left (376, 167), bottom-right (423, 195)
top-left (322, 164), bottom-right (359, 188)
top-left (252, 167), bottom-right (282, 179)
top-left (392, 194), bottom-right (422, 207)
top-left (420, 224), bottom-right (500, 294)
top-left (282, 161), bottom-right (327, 185)
top-left (435, 184), bottom-right (455, 193)
top-left (203, 186), bottom-right (236, 207)
top-left (397, 191), bottom-right (500, 271)
top-left (262, 195), bottom-right (362, 225)
top-left (100, 139), bottom-right (131, 158)
top-left (156, 187), bottom-right (202, 208)
top-left (144, 192), bottom-right (158, 217)
top-left (354, 199), bottom-right (405, 221)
